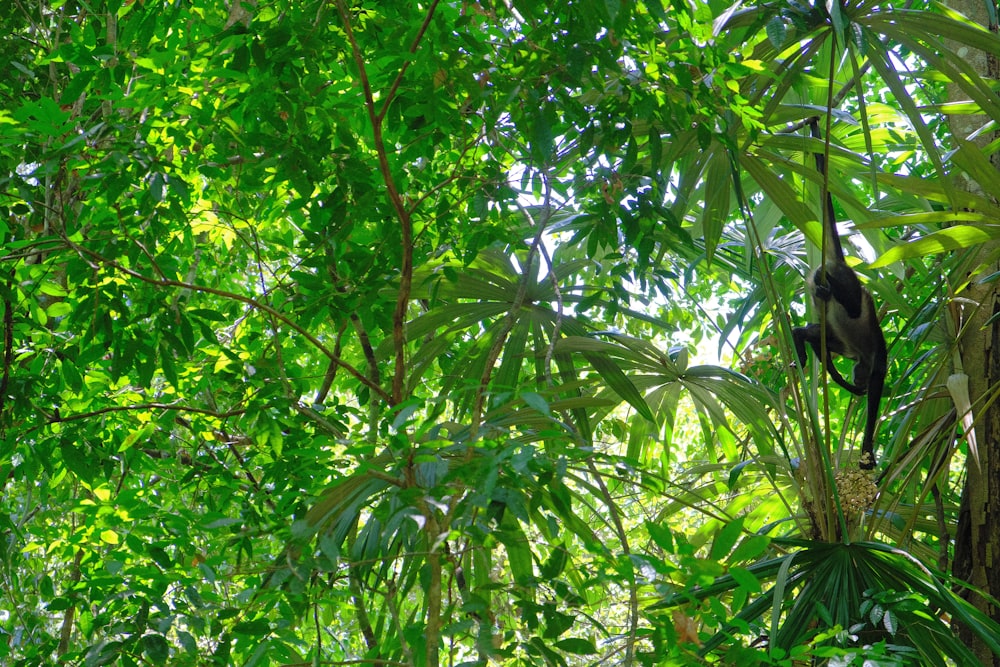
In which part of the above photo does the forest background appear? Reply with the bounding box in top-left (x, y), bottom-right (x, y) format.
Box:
top-left (5, 0), bottom-right (1000, 665)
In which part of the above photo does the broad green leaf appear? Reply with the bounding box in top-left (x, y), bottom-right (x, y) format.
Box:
top-left (141, 634), bottom-right (170, 666)
top-left (710, 516), bottom-right (744, 561)
top-left (727, 566), bottom-right (761, 593)
top-left (553, 637), bottom-right (598, 654)
top-left (870, 225), bottom-right (999, 267)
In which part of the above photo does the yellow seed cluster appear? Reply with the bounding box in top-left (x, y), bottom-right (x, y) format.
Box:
top-left (835, 466), bottom-right (878, 513)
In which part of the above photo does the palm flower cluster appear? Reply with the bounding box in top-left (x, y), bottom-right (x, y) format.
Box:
top-left (835, 466), bottom-right (878, 514)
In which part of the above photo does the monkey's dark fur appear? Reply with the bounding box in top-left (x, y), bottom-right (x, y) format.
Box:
top-left (792, 118), bottom-right (887, 470)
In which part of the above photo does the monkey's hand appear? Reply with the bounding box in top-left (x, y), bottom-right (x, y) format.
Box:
top-left (812, 280), bottom-right (832, 301)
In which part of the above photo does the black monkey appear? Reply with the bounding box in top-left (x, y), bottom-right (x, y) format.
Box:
top-left (792, 118), bottom-right (887, 470)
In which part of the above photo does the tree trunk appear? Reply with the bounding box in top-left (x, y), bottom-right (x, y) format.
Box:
top-left (953, 292), bottom-right (1000, 663)
top-left (948, 0), bottom-right (1000, 662)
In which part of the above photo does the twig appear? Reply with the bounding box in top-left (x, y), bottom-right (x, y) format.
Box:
top-left (65, 240), bottom-right (391, 403)
top-left (470, 172), bottom-right (553, 436)
top-left (49, 402), bottom-right (245, 423)
top-left (336, 0), bottom-right (438, 406)
top-left (57, 548), bottom-right (84, 655)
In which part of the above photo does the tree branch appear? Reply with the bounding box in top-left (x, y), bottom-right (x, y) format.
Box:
top-left (376, 0), bottom-right (442, 124)
top-left (336, 0), bottom-right (439, 406)
top-left (470, 173), bottom-right (553, 435)
top-left (65, 240), bottom-right (392, 404)
top-left (46, 402), bottom-right (245, 424)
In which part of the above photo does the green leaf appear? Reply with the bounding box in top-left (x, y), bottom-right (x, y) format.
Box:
top-left (870, 225), bottom-right (999, 267)
top-left (39, 281), bottom-right (67, 297)
top-left (730, 535), bottom-right (770, 564)
top-left (701, 146), bottom-right (731, 261)
top-left (498, 512), bottom-right (534, 586)
top-left (520, 391), bottom-right (551, 417)
top-left (765, 17), bottom-right (787, 48)
top-left (45, 301), bottom-right (72, 317)
top-left (118, 423), bottom-right (156, 453)
top-left (542, 607), bottom-right (576, 638)
top-left (553, 637), bottom-right (598, 654)
top-left (581, 349), bottom-right (655, 423)
top-left (233, 619), bottom-right (270, 635)
top-left (141, 634), bottom-right (170, 665)
top-left (646, 521), bottom-right (675, 554)
top-left (709, 516), bottom-right (744, 561)
top-left (727, 566), bottom-right (761, 593)
top-left (539, 543), bottom-right (568, 579)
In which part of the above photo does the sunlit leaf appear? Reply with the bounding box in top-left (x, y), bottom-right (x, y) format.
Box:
top-left (870, 225), bottom-right (999, 267)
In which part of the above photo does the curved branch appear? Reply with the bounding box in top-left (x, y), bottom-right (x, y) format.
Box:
top-left (49, 402), bottom-right (246, 423)
top-left (0, 284), bottom-right (12, 426)
top-left (377, 0), bottom-right (442, 124)
top-left (336, 0), bottom-right (440, 406)
top-left (469, 176), bottom-right (554, 433)
top-left (67, 241), bottom-right (392, 404)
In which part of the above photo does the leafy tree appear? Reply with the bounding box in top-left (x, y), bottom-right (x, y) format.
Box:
top-left (3, 0), bottom-right (1000, 666)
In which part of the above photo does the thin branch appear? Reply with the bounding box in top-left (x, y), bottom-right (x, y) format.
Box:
top-left (49, 402), bottom-right (245, 423)
top-left (217, 429), bottom-right (278, 512)
top-left (348, 565), bottom-right (379, 652)
top-left (65, 240), bottom-right (392, 403)
top-left (312, 601), bottom-right (324, 659)
top-left (470, 172), bottom-right (553, 435)
top-left (587, 459), bottom-right (638, 663)
top-left (315, 322), bottom-right (348, 405)
top-left (57, 548), bottom-right (84, 655)
top-left (406, 127), bottom-right (488, 220)
top-left (336, 0), bottom-right (436, 407)
top-left (350, 313), bottom-right (381, 385)
top-left (0, 236), bottom-right (66, 262)
top-left (377, 0), bottom-right (442, 124)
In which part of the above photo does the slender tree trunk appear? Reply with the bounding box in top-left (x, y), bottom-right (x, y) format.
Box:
top-left (948, 0), bottom-right (1000, 662)
top-left (953, 292), bottom-right (1000, 663)
top-left (953, 183), bottom-right (1000, 659)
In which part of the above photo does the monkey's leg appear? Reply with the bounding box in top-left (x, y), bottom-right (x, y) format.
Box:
top-left (858, 360), bottom-right (886, 470)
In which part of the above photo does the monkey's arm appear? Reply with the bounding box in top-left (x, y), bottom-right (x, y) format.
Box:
top-left (792, 324), bottom-right (867, 395)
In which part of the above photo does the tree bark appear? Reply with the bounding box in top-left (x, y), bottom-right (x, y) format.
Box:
top-left (953, 290), bottom-right (1000, 663)
top-left (948, 0), bottom-right (1000, 662)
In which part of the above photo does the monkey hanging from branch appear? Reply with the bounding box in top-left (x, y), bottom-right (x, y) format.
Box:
top-left (792, 117), bottom-right (887, 470)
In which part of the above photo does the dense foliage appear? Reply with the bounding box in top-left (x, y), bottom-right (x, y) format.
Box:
top-left (4, 0), bottom-right (1000, 665)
